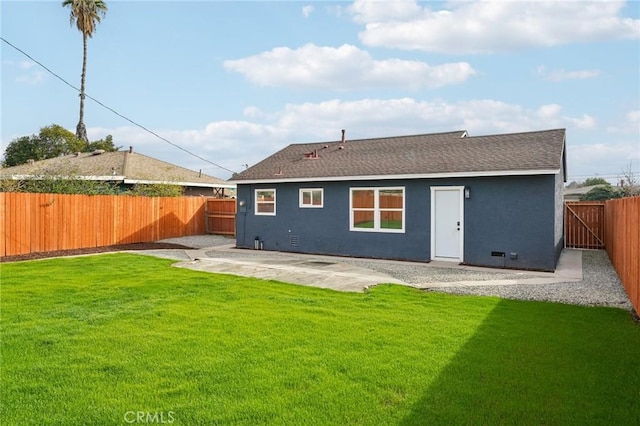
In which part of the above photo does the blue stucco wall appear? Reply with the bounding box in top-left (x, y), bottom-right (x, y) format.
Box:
top-left (461, 176), bottom-right (558, 270)
top-left (236, 174), bottom-right (561, 271)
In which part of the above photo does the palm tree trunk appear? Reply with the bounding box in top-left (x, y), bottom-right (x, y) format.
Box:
top-left (76, 32), bottom-right (88, 142)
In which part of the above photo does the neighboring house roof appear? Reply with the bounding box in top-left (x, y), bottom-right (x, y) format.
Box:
top-left (563, 184), bottom-right (608, 201)
top-left (230, 128), bottom-right (566, 183)
top-left (0, 150), bottom-right (234, 188)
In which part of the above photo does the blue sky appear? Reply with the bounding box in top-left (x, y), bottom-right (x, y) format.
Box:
top-left (2, 0), bottom-right (639, 182)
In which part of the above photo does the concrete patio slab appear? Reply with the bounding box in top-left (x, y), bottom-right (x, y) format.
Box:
top-left (159, 242), bottom-right (583, 293)
top-left (173, 255), bottom-right (405, 292)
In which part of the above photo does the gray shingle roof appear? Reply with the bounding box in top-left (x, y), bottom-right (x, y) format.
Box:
top-left (231, 129), bottom-right (566, 182)
top-left (0, 150), bottom-right (232, 187)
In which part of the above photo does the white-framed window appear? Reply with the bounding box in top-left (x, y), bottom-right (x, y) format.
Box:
top-left (255, 189), bottom-right (276, 215)
top-left (299, 188), bottom-right (324, 208)
top-left (350, 187), bottom-right (405, 233)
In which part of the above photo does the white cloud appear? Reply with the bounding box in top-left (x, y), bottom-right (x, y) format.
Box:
top-left (536, 104), bottom-right (595, 129)
top-left (607, 109), bottom-right (640, 133)
top-left (567, 114), bottom-right (597, 130)
top-left (567, 141), bottom-right (640, 180)
top-left (6, 60), bottom-right (47, 84)
top-left (536, 66), bottom-right (601, 82)
top-left (302, 5), bottom-right (314, 18)
top-left (274, 98), bottom-right (597, 137)
top-left (88, 98), bottom-right (604, 179)
top-left (87, 122), bottom-right (289, 179)
top-left (349, 0), bottom-right (421, 23)
top-left (19, 60), bottom-right (36, 70)
top-left (15, 70), bottom-right (46, 84)
top-left (224, 44), bottom-right (475, 90)
top-left (351, 0), bottom-right (640, 54)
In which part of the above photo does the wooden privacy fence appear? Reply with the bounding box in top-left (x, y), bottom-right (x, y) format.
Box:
top-left (565, 202), bottom-right (605, 249)
top-left (0, 192), bottom-right (208, 257)
top-left (604, 196), bottom-right (639, 314)
top-left (205, 198), bottom-right (236, 236)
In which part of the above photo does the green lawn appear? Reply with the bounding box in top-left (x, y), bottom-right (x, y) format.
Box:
top-left (1, 253), bottom-right (639, 425)
top-left (354, 220), bottom-right (403, 230)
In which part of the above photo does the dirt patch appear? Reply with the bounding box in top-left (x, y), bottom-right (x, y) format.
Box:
top-left (1, 242), bottom-right (193, 263)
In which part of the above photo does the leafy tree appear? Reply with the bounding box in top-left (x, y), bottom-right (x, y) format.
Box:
top-left (62, 0), bottom-right (108, 141)
top-left (40, 124), bottom-right (85, 154)
top-left (2, 124), bottom-right (118, 167)
top-left (580, 186), bottom-right (622, 201)
top-left (86, 134), bottom-right (120, 152)
top-left (2, 125), bottom-right (81, 167)
top-left (582, 177), bottom-right (610, 187)
top-left (2, 136), bottom-right (43, 167)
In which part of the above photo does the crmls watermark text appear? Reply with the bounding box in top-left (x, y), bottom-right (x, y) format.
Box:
top-left (124, 411), bottom-right (175, 424)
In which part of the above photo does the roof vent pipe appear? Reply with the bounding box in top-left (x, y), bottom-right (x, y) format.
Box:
top-left (341, 129), bottom-right (345, 144)
top-left (129, 146), bottom-right (133, 153)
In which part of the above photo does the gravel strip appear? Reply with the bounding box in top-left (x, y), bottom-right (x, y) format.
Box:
top-left (427, 251), bottom-right (631, 309)
top-left (338, 251), bottom-right (630, 309)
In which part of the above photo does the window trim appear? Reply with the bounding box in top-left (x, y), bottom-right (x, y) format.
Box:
top-left (255, 188), bottom-right (276, 216)
top-left (349, 187), bottom-right (405, 233)
top-left (299, 188), bottom-right (324, 208)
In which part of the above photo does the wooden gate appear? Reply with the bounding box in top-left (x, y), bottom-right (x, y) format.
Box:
top-left (565, 202), bottom-right (605, 249)
top-left (205, 198), bottom-right (236, 236)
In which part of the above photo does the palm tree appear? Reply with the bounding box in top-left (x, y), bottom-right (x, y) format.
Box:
top-left (62, 0), bottom-right (108, 142)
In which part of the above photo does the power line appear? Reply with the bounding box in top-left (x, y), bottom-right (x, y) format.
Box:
top-left (1, 36), bottom-right (237, 176)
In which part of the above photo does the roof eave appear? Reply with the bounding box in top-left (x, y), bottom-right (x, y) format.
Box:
top-left (230, 169), bottom-right (562, 185)
top-left (4, 175), bottom-right (236, 188)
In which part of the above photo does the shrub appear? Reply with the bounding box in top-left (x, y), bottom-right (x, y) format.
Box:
top-left (580, 186), bottom-right (622, 201)
top-left (127, 183), bottom-right (184, 197)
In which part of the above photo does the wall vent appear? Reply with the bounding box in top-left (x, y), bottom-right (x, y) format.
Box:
top-left (290, 235), bottom-right (300, 247)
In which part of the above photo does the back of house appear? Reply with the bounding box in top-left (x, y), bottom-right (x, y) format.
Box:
top-left (231, 128), bottom-right (566, 271)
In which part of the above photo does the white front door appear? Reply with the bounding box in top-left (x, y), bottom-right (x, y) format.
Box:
top-left (431, 187), bottom-right (464, 261)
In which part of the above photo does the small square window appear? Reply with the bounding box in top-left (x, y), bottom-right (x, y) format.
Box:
top-left (255, 189), bottom-right (276, 215)
top-left (299, 188), bottom-right (323, 208)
